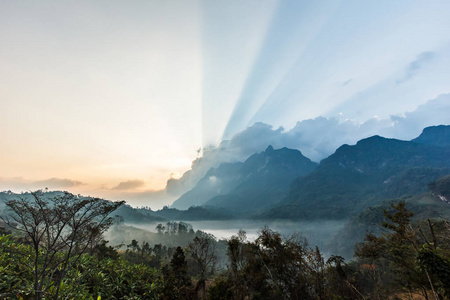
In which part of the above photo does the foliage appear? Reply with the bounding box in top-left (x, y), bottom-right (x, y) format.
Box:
top-left (216, 228), bottom-right (360, 300)
top-left (1, 190), bottom-right (124, 300)
top-left (355, 201), bottom-right (450, 299)
top-left (2, 191), bottom-right (450, 299)
top-left (187, 233), bottom-right (218, 299)
top-left (417, 245), bottom-right (450, 297)
top-left (0, 235), bottom-right (34, 298)
top-left (0, 233), bottom-right (171, 299)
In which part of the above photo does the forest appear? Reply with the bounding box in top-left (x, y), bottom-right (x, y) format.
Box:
top-left (1, 191), bottom-right (450, 300)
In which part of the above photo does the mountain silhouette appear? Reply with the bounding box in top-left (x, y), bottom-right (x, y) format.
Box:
top-left (171, 146), bottom-right (317, 213)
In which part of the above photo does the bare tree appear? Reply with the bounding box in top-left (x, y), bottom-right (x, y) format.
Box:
top-left (1, 190), bottom-right (124, 300)
top-left (188, 234), bottom-right (218, 299)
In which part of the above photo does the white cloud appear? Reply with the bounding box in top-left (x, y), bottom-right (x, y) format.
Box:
top-left (112, 179), bottom-right (145, 191)
top-left (380, 93), bottom-right (450, 140)
top-left (0, 177), bottom-right (84, 192)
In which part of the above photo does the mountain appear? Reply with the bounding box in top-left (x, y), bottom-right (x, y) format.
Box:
top-left (259, 131), bottom-right (450, 220)
top-left (202, 146), bottom-right (318, 216)
top-left (412, 125), bottom-right (450, 147)
top-left (171, 146), bottom-right (318, 213)
top-left (428, 174), bottom-right (450, 203)
top-left (170, 161), bottom-right (245, 210)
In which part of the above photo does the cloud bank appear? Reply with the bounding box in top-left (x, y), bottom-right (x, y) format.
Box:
top-left (112, 179), bottom-right (145, 191)
top-left (0, 177), bottom-right (84, 192)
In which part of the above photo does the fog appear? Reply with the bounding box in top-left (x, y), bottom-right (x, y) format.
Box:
top-left (127, 219), bottom-right (346, 255)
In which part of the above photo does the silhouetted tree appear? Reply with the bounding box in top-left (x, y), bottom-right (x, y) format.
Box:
top-left (170, 247), bottom-right (190, 287)
top-left (188, 234), bottom-right (218, 299)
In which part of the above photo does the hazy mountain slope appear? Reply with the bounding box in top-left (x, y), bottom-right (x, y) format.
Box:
top-left (428, 174), bottom-right (450, 202)
top-left (171, 146), bottom-right (318, 211)
top-left (329, 187), bottom-right (450, 259)
top-left (170, 162), bottom-right (245, 210)
top-left (259, 132), bottom-right (450, 220)
top-left (203, 146), bottom-right (318, 216)
top-left (412, 125), bottom-right (450, 147)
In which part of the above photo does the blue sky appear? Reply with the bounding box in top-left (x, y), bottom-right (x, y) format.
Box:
top-left (0, 0), bottom-right (449, 207)
top-left (203, 0), bottom-right (450, 141)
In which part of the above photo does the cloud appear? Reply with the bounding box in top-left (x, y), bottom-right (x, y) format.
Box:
top-left (380, 93), bottom-right (450, 139)
top-left (112, 180), bottom-right (145, 191)
top-left (34, 178), bottom-right (84, 188)
top-left (105, 188), bottom-right (177, 209)
top-left (167, 94), bottom-right (450, 198)
top-left (0, 177), bottom-right (85, 191)
top-left (341, 79), bottom-right (353, 86)
top-left (397, 51), bottom-right (435, 84)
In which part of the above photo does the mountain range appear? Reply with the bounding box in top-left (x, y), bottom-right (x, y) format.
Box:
top-left (1, 126), bottom-right (449, 224)
top-left (171, 145), bottom-right (318, 216)
top-left (169, 125), bottom-right (450, 220)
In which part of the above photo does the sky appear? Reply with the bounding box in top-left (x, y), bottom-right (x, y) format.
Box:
top-left (1, 0), bottom-right (449, 208)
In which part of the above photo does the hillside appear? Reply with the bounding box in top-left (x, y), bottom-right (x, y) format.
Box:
top-left (412, 124), bottom-right (450, 147)
top-left (202, 146), bottom-right (318, 216)
top-left (329, 176), bottom-right (450, 259)
top-left (259, 130), bottom-right (450, 220)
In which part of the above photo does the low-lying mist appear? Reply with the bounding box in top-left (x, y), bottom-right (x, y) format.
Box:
top-left (120, 219), bottom-right (346, 256)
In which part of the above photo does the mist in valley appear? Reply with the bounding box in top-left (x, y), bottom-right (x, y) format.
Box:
top-left (112, 219), bottom-right (347, 257)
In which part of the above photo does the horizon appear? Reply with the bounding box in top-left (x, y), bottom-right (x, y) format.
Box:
top-left (1, 1), bottom-right (450, 208)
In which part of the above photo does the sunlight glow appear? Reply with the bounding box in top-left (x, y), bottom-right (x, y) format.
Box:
top-left (1, 0), bottom-right (450, 208)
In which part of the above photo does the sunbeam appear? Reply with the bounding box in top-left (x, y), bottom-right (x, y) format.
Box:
top-left (221, 1), bottom-right (338, 140)
top-left (239, 1), bottom-right (450, 131)
top-left (1, 0), bottom-right (450, 208)
top-left (200, 0), bottom-right (278, 146)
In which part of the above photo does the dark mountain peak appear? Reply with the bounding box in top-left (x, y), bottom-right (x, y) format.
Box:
top-left (357, 135), bottom-right (385, 143)
top-left (339, 135), bottom-right (414, 152)
top-left (265, 145), bottom-right (274, 152)
top-left (321, 132), bottom-right (450, 175)
top-left (172, 145), bottom-right (317, 211)
top-left (412, 125), bottom-right (450, 147)
top-left (246, 146), bottom-right (316, 169)
top-left (354, 135), bottom-right (408, 149)
top-left (333, 136), bottom-right (388, 154)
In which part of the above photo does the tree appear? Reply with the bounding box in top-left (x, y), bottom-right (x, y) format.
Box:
top-left (251, 228), bottom-right (312, 300)
top-left (1, 190), bottom-right (124, 300)
top-left (355, 201), bottom-right (443, 299)
top-left (223, 228), bottom-right (314, 300)
top-left (188, 234), bottom-right (218, 299)
top-left (156, 223), bottom-right (165, 234)
top-left (227, 230), bottom-right (248, 299)
top-left (170, 246), bottom-right (190, 288)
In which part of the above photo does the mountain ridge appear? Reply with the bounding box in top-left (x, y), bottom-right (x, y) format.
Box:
top-left (171, 145), bottom-right (318, 212)
top-left (257, 126), bottom-right (450, 220)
